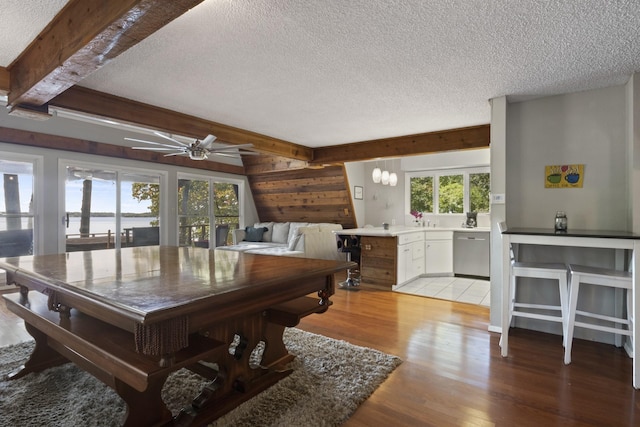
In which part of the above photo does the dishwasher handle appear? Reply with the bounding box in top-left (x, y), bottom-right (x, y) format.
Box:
top-left (456, 236), bottom-right (486, 241)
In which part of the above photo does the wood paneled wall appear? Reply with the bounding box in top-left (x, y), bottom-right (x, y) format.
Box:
top-left (244, 155), bottom-right (357, 228)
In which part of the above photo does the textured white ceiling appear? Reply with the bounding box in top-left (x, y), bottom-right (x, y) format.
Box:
top-left (2, 0), bottom-right (640, 147)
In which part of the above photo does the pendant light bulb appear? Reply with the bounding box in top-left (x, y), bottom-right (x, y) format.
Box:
top-left (381, 170), bottom-right (390, 185)
top-left (389, 172), bottom-right (398, 186)
top-left (372, 164), bottom-right (382, 183)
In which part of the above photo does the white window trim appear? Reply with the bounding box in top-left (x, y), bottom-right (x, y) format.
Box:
top-left (0, 152), bottom-right (43, 255)
top-left (405, 166), bottom-right (490, 215)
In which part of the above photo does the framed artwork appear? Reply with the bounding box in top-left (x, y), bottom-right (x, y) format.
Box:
top-left (354, 185), bottom-right (363, 200)
top-left (545, 164), bottom-right (584, 188)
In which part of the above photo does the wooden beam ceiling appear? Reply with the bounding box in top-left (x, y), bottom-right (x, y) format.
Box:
top-left (50, 86), bottom-right (314, 161)
top-left (0, 67), bottom-right (8, 96)
top-left (310, 125), bottom-right (491, 165)
top-left (7, 0), bottom-right (204, 109)
top-left (0, 0), bottom-right (490, 167)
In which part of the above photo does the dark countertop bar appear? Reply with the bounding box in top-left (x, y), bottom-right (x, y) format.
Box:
top-left (502, 227), bottom-right (640, 240)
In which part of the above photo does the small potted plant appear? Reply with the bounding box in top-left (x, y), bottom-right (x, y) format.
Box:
top-left (410, 210), bottom-right (423, 226)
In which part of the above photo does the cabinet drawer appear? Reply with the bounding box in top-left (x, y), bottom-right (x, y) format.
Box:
top-left (424, 231), bottom-right (453, 240)
top-left (398, 232), bottom-right (424, 245)
top-left (361, 236), bottom-right (397, 257)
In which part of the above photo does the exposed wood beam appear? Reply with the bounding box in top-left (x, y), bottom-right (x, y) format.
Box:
top-left (7, 0), bottom-right (204, 108)
top-left (0, 66), bottom-right (9, 96)
top-left (51, 86), bottom-right (314, 161)
top-left (0, 126), bottom-right (244, 175)
top-left (310, 125), bottom-right (491, 164)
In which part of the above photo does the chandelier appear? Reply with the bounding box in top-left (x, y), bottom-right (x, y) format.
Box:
top-left (372, 160), bottom-right (397, 186)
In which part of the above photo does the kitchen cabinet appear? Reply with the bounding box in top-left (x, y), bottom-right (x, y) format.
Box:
top-left (360, 235), bottom-right (397, 289)
top-left (397, 232), bottom-right (425, 285)
top-left (425, 231), bottom-right (453, 275)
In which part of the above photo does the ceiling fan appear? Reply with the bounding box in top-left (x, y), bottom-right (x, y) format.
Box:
top-left (125, 132), bottom-right (259, 161)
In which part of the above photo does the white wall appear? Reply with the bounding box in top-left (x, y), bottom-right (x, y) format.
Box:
top-left (490, 83), bottom-right (634, 340)
top-left (506, 85), bottom-right (628, 230)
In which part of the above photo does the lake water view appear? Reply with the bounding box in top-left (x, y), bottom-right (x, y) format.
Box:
top-left (0, 217), bottom-right (156, 234)
top-left (65, 216), bottom-right (157, 236)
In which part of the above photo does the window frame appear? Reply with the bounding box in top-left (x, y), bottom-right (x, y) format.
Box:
top-left (176, 171), bottom-right (245, 246)
top-left (58, 159), bottom-right (167, 251)
top-left (0, 152), bottom-right (43, 255)
top-left (405, 166), bottom-right (490, 216)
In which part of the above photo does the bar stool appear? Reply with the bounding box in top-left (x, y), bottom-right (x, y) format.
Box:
top-left (499, 222), bottom-right (569, 348)
top-left (564, 264), bottom-right (633, 365)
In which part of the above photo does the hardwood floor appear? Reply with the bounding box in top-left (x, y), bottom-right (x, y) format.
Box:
top-left (299, 287), bottom-right (639, 427)
top-left (2, 286), bottom-right (639, 426)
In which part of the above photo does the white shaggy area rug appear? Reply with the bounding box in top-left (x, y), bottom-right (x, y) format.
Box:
top-left (0, 328), bottom-right (401, 426)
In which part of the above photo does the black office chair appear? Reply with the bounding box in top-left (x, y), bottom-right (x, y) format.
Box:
top-left (337, 235), bottom-right (361, 289)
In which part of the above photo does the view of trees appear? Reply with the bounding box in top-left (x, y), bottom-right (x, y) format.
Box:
top-left (470, 173), bottom-right (490, 213)
top-left (410, 171), bottom-right (490, 215)
top-left (438, 175), bottom-right (463, 213)
top-left (410, 176), bottom-right (433, 213)
top-left (131, 180), bottom-right (239, 245)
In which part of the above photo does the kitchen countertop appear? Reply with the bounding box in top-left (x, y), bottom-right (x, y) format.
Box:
top-left (337, 226), bottom-right (491, 237)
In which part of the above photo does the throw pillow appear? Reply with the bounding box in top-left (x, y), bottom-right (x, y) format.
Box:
top-left (244, 226), bottom-right (268, 242)
top-left (253, 222), bottom-right (274, 242)
top-left (272, 222), bottom-right (290, 243)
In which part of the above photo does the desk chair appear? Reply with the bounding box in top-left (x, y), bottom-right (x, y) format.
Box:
top-left (499, 222), bottom-right (569, 348)
top-left (564, 264), bottom-right (633, 364)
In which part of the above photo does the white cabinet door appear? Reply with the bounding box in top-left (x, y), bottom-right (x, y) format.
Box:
top-left (397, 232), bottom-right (425, 285)
top-left (397, 244), bottom-right (411, 284)
top-left (425, 239), bottom-right (453, 275)
top-left (412, 240), bottom-right (425, 278)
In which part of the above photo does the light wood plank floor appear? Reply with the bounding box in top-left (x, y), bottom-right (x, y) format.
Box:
top-left (2, 287), bottom-right (639, 426)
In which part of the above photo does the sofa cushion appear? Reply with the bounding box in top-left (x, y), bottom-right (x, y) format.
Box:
top-left (253, 222), bottom-right (274, 242)
top-left (272, 222), bottom-right (290, 243)
top-left (244, 226), bottom-right (268, 242)
top-left (287, 222), bottom-right (309, 244)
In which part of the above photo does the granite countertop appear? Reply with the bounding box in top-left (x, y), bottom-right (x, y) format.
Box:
top-left (337, 226), bottom-right (491, 237)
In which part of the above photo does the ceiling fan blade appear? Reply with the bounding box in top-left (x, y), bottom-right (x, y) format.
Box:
top-left (163, 152), bottom-right (187, 157)
top-left (154, 131), bottom-right (190, 147)
top-left (200, 134), bottom-right (217, 148)
top-left (132, 147), bottom-right (182, 151)
top-left (125, 137), bottom-right (181, 148)
top-left (237, 150), bottom-right (261, 156)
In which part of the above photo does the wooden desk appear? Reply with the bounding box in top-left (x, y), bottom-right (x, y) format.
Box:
top-left (1, 246), bottom-right (353, 426)
top-left (500, 228), bottom-right (640, 388)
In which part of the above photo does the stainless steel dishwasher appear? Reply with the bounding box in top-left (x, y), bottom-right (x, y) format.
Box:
top-left (453, 231), bottom-right (490, 278)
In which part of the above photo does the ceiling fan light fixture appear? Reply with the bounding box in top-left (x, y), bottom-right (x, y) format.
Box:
top-left (188, 149), bottom-right (207, 160)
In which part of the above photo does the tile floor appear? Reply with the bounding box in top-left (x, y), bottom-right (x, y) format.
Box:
top-left (394, 276), bottom-right (490, 307)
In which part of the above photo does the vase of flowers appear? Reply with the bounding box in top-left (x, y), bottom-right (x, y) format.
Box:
top-left (410, 210), bottom-right (423, 226)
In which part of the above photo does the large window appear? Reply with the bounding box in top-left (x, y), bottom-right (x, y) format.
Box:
top-left (0, 157), bottom-right (37, 256)
top-left (178, 174), bottom-right (243, 248)
top-left (63, 162), bottom-right (163, 252)
top-left (407, 168), bottom-right (490, 215)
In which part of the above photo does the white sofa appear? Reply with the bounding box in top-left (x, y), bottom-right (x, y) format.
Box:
top-left (218, 222), bottom-right (343, 261)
